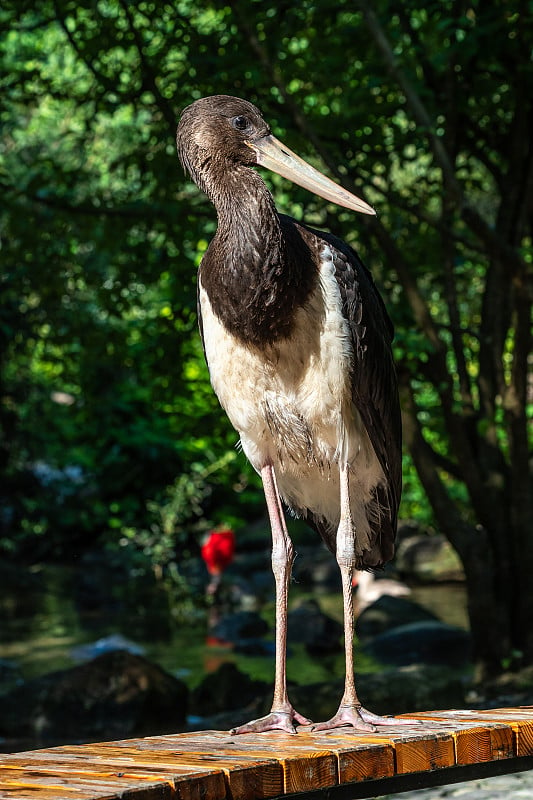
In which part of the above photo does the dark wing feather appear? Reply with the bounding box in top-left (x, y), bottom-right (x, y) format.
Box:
top-left (294, 221), bottom-right (401, 567)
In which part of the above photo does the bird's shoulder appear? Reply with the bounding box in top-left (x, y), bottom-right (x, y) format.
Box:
top-left (278, 214), bottom-right (394, 342)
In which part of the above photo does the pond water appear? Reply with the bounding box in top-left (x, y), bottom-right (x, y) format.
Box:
top-left (0, 556), bottom-right (469, 696)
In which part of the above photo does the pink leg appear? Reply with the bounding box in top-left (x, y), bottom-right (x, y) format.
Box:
top-left (312, 465), bottom-right (414, 732)
top-left (230, 464), bottom-right (312, 735)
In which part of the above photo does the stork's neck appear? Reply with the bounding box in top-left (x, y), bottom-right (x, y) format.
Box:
top-left (215, 169), bottom-right (285, 277)
top-left (200, 166), bottom-right (316, 346)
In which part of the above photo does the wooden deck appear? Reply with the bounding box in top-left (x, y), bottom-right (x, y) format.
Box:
top-left (1, 707), bottom-right (533, 799)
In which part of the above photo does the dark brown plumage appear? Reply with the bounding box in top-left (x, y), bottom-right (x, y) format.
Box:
top-left (177, 95), bottom-right (407, 734)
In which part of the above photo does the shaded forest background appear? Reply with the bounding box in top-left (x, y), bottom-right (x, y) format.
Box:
top-left (1, 1), bottom-right (531, 678)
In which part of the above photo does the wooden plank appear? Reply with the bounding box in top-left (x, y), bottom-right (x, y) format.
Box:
top-left (0, 708), bottom-right (532, 799)
top-left (401, 708), bottom-right (533, 758)
top-left (0, 749), bottom-right (225, 800)
top-left (391, 731), bottom-right (454, 774)
top-left (0, 773), bottom-right (158, 797)
top-left (301, 721), bottom-right (455, 774)
top-left (274, 741), bottom-right (336, 794)
top-left (92, 741), bottom-right (283, 800)
top-left (0, 789), bottom-right (107, 800)
top-left (142, 731), bottom-right (338, 794)
top-left (144, 728), bottom-right (393, 787)
top-left (445, 723), bottom-right (512, 764)
top-left (0, 758), bottom-right (185, 781)
top-left (397, 712), bottom-right (514, 763)
top-left (465, 708), bottom-right (533, 757)
top-left (17, 745), bottom-right (228, 777)
top-left (97, 732), bottom-right (337, 796)
top-left (171, 722), bottom-right (453, 777)
top-left (172, 771), bottom-right (225, 800)
top-left (0, 772), bottom-right (118, 799)
top-left (291, 731), bottom-right (395, 783)
top-left (109, 729), bottom-right (392, 790)
top-left (0, 777), bottom-right (169, 800)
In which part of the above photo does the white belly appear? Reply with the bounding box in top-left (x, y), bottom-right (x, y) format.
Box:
top-left (198, 247), bottom-right (384, 529)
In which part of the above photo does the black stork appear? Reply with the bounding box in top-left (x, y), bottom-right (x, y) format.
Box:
top-left (177, 95), bottom-right (406, 734)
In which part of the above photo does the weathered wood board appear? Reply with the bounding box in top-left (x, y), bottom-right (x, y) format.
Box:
top-left (0, 707), bottom-right (532, 800)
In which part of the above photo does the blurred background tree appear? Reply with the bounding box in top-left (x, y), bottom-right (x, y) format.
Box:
top-left (0, 0), bottom-right (531, 678)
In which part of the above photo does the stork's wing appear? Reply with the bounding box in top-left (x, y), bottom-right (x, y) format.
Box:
top-left (295, 221), bottom-right (401, 565)
top-left (334, 234), bottom-right (401, 506)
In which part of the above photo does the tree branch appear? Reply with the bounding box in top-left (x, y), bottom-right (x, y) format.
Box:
top-left (356, 1), bottom-right (462, 196)
top-left (118, 0), bottom-right (177, 135)
top-left (357, 0), bottom-right (527, 276)
top-left (399, 375), bottom-right (471, 555)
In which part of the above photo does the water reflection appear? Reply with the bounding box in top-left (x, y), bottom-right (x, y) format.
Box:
top-left (0, 559), bottom-right (468, 692)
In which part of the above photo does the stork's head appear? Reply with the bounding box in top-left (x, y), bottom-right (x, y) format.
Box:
top-left (177, 94), bottom-right (375, 215)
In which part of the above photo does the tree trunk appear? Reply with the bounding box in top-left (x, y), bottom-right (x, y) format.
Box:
top-left (400, 378), bottom-right (519, 679)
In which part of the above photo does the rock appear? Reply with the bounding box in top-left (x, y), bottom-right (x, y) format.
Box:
top-left (287, 599), bottom-right (343, 655)
top-left (363, 621), bottom-right (471, 667)
top-left (0, 651), bottom-right (188, 742)
top-left (356, 595), bottom-right (440, 640)
top-left (395, 533), bottom-right (464, 583)
top-left (70, 634), bottom-right (145, 661)
top-left (191, 662), bottom-right (268, 715)
top-left (211, 610), bottom-right (269, 642)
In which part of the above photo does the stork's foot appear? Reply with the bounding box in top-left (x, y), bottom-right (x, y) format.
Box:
top-left (230, 708), bottom-right (312, 735)
top-left (357, 707), bottom-right (420, 726)
top-left (311, 704), bottom-right (375, 732)
top-left (311, 704), bottom-right (417, 733)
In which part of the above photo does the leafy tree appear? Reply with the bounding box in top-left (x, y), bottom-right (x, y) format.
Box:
top-left (1, 0), bottom-right (531, 678)
top-left (0, 0), bottom-right (249, 557)
top-left (349, 0), bottom-right (533, 678)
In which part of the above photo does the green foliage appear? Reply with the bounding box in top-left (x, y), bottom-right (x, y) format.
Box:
top-left (116, 450), bottom-right (241, 574)
top-left (0, 1), bottom-right (254, 558)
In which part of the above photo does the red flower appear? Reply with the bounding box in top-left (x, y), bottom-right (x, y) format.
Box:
top-left (201, 527), bottom-right (236, 575)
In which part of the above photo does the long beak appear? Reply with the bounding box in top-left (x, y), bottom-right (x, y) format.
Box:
top-left (247, 134), bottom-right (375, 216)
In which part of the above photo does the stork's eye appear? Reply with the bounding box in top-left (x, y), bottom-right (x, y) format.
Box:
top-left (231, 115), bottom-right (251, 132)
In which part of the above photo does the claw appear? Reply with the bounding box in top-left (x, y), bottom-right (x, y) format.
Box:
top-left (359, 707), bottom-right (421, 726)
top-left (230, 709), bottom-right (312, 735)
top-left (311, 704), bottom-right (376, 733)
top-left (311, 704), bottom-right (417, 733)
